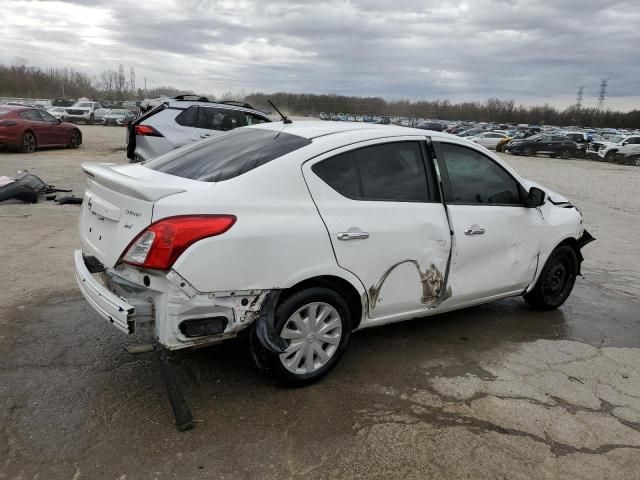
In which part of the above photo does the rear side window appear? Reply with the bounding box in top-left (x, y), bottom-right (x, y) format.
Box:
top-left (145, 128), bottom-right (311, 182)
top-left (20, 110), bottom-right (42, 121)
top-left (313, 142), bottom-right (430, 202)
top-left (197, 107), bottom-right (240, 131)
top-left (355, 142), bottom-right (428, 202)
top-left (312, 152), bottom-right (360, 199)
top-left (175, 106), bottom-right (198, 127)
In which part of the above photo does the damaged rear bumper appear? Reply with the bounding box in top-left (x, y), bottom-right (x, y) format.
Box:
top-left (74, 250), bottom-right (136, 333)
top-left (74, 250), bottom-right (269, 350)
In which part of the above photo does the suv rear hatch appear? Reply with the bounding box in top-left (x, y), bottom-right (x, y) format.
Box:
top-left (80, 162), bottom-right (209, 267)
top-left (126, 103), bottom-right (167, 160)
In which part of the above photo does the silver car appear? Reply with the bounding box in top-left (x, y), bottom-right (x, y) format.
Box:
top-left (126, 97), bottom-right (272, 162)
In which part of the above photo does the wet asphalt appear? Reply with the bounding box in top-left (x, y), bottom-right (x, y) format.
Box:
top-left (1, 276), bottom-right (638, 479)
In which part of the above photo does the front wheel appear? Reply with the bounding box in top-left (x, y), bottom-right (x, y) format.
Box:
top-left (250, 287), bottom-right (352, 387)
top-left (523, 146), bottom-right (533, 156)
top-left (69, 129), bottom-right (81, 148)
top-left (561, 149), bottom-right (572, 159)
top-left (87, 114), bottom-right (94, 125)
top-left (524, 246), bottom-right (577, 310)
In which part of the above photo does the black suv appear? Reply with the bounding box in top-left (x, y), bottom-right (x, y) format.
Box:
top-left (507, 134), bottom-right (578, 159)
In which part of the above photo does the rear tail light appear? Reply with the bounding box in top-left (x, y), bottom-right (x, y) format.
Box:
top-left (121, 215), bottom-right (236, 270)
top-left (134, 124), bottom-right (163, 137)
top-left (0, 120), bottom-right (17, 127)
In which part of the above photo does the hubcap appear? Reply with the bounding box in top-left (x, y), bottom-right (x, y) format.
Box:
top-left (279, 302), bottom-right (342, 375)
top-left (543, 258), bottom-right (571, 299)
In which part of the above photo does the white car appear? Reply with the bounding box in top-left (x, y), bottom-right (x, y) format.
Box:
top-left (47, 107), bottom-right (68, 121)
top-left (65, 101), bottom-right (103, 124)
top-left (75, 122), bottom-right (593, 386)
top-left (468, 131), bottom-right (508, 150)
top-left (597, 135), bottom-right (640, 161)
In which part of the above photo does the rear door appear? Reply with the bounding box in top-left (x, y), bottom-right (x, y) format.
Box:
top-left (433, 140), bottom-right (543, 306)
top-left (303, 138), bottom-right (451, 321)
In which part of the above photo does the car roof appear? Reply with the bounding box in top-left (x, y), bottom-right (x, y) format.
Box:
top-left (0, 104), bottom-right (30, 111)
top-left (165, 98), bottom-right (268, 116)
top-left (248, 120), bottom-right (464, 140)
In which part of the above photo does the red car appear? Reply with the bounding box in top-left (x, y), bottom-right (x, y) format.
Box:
top-left (0, 105), bottom-right (82, 153)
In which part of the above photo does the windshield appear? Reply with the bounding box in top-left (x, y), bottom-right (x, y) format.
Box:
top-left (145, 127), bottom-right (312, 182)
top-left (607, 135), bottom-right (624, 143)
top-left (110, 109), bottom-right (127, 115)
top-left (73, 102), bottom-right (93, 108)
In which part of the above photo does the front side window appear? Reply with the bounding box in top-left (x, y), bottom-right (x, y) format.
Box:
top-left (145, 128), bottom-right (311, 182)
top-left (312, 141), bottom-right (430, 202)
top-left (438, 142), bottom-right (521, 205)
top-left (38, 110), bottom-right (58, 123)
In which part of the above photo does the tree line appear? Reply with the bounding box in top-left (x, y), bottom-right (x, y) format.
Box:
top-left (1, 59), bottom-right (638, 128)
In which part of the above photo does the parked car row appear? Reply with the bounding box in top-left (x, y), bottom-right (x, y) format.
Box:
top-left (46, 102), bottom-right (137, 126)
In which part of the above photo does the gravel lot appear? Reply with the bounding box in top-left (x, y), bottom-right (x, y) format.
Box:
top-left (1, 125), bottom-right (639, 479)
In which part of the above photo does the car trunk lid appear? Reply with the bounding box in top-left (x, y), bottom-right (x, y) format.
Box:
top-left (79, 162), bottom-right (210, 267)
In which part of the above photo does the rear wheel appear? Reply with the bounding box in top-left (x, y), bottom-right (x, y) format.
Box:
top-left (561, 149), bottom-right (572, 159)
top-left (523, 146), bottom-right (533, 156)
top-left (21, 131), bottom-right (36, 153)
top-left (250, 287), bottom-right (351, 387)
top-left (524, 246), bottom-right (577, 310)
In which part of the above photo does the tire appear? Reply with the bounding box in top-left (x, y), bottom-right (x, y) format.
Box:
top-left (495, 144), bottom-right (503, 153)
top-left (605, 151), bottom-right (616, 162)
top-left (69, 129), bottom-right (81, 149)
top-left (250, 287), bottom-right (352, 387)
top-left (21, 131), bottom-right (37, 153)
top-left (87, 114), bottom-right (94, 125)
top-left (524, 246), bottom-right (577, 310)
top-left (523, 146), bottom-right (533, 156)
top-left (561, 149), bottom-right (572, 159)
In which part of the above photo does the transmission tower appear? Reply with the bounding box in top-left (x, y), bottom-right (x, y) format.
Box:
top-left (576, 86), bottom-right (584, 109)
top-left (130, 66), bottom-right (136, 92)
top-left (597, 78), bottom-right (608, 111)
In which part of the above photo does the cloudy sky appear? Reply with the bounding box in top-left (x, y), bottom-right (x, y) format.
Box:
top-left (1, 0), bottom-right (639, 110)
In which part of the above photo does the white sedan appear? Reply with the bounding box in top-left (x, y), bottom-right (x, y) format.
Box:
top-left (75, 121), bottom-right (593, 386)
top-left (469, 131), bottom-right (508, 149)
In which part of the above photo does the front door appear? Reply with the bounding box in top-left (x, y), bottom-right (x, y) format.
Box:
top-left (303, 139), bottom-right (451, 321)
top-left (434, 141), bottom-right (543, 306)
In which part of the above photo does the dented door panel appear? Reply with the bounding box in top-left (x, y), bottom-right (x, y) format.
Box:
top-left (445, 205), bottom-right (544, 306)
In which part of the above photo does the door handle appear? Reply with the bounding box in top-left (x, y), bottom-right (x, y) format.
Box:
top-left (337, 231), bottom-right (369, 241)
top-left (464, 225), bottom-right (485, 236)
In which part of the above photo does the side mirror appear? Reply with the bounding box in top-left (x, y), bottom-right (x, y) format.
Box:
top-left (622, 142), bottom-right (628, 146)
top-left (57, 118), bottom-right (62, 124)
top-left (526, 187), bottom-right (546, 208)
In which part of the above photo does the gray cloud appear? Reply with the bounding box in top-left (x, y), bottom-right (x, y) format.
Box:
top-left (1, 0), bottom-right (639, 109)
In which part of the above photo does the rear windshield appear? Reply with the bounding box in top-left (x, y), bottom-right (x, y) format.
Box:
top-left (145, 127), bottom-right (311, 182)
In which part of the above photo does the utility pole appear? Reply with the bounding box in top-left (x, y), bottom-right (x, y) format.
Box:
top-left (597, 78), bottom-right (608, 111)
top-left (576, 86), bottom-right (584, 109)
top-left (144, 78), bottom-right (147, 98)
top-left (130, 66), bottom-right (136, 92)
